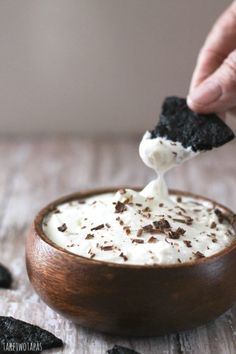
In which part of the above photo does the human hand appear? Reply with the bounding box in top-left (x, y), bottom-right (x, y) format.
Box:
top-left (187, 1), bottom-right (236, 116)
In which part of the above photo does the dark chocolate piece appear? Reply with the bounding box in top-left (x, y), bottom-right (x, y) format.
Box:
top-left (123, 226), bottom-right (131, 235)
top-left (148, 236), bottom-right (157, 243)
top-left (107, 345), bottom-right (141, 354)
top-left (119, 253), bottom-right (128, 261)
top-left (132, 239), bottom-right (144, 244)
top-left (183, 240), bottom-right (192, 248)
top-left (173, 217), bottom-right (193, 226)
top-left (0, 264), bottom-right (12, 289)
top-left (194, 251), bottom-right (205, 259)
top-left (91, 224), bottom-right (104, 231)
top-left (150, 96), bottom-right (234, 151)
top-left (0, 316), bottom-right (63, 353)
top-left (115, 201), bottom-right (127, 213)
top-left (101, 245), bottom-right (113, 251)
top-left (142, 224), bottom-right (154, 233)
top-left (214, 209), bottom-right (224, 223)
top-left (143, 207), bottom-right (151, 212)
top-left (168, 227), bottom-right (186, 239)
top-left (210, 221), bottom-right (217, 229)
top-left (136, 229), bottom-right (143, 237)
top-left (85, 234), bottom-right (94, 240)
top-left (153, 218), bottom-right (170, 230)
top-left (57, 223), bottom-right (67, 232)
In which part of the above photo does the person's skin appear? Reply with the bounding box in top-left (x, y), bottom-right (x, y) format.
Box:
top-left (187, 1), bottom-right (236, 117)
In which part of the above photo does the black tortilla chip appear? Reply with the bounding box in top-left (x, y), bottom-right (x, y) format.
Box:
top-left (150, 96), bottom-right (235, 151)
top-left (0, 316), bottom-right (63, 353)
top-left (107, 345), bottom-right (141, 354)
top-left (0, 264), bottom-right (12, 289)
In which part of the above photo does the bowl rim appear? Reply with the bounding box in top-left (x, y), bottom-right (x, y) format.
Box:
top-left (33, 187), bottom-right (236, 269)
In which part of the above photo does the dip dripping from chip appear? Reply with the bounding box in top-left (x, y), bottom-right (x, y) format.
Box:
top-left (139, 96), bottom-right (234, 199)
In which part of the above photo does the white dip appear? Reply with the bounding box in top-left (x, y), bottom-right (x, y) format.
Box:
top-left (43, 133), bottom-right (236, 265)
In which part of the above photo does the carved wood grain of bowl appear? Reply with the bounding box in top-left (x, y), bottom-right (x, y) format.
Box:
top-left (25, 187), bottom-right (236, 336)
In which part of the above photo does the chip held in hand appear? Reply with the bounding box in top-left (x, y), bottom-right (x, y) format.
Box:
top-left (150, 96), bottom-right (235, 151)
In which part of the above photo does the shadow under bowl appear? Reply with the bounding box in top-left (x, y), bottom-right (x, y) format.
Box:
top-left (26, 188), bottom-right (236, 336)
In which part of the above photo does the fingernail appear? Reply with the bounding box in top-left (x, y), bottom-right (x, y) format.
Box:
top-left (189, 81), bottom-right (222, 106)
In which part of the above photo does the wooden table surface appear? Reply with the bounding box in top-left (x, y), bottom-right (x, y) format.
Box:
top-left (0, 135), bottom-right (235, 354)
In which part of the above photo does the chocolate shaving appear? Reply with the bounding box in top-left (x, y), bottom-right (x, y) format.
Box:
top-left (85, 234), bottom-right (94, 240)
top-left (116, 216), bottom-right (124, 226)
top-left (183, 240), bottom-right (192, 248)
top-left (91, 224), bottom-right (104, 231)
top-left (132, 239), bottom-right (144, 244)
top-left (194, 251), bottom-right (205, 259)
top-left (173, 218), bottom-right (187, 224)
top-left (173, 217), bottom-right (193, 225)
top-left (159, 203), bottom-right (164, 207)
top-left (115, 201), bottom-right (127, 213)
top-left (142, 224), bottom-right (154, 232)
top-left (178, 206), bottom-right (186, 213)
top-left (143, 207), bottom-right (151, 213)
top-left (214, 208), bottom-right (224, 223)
top-left (105, 223), bottom-right (111, 228)
top-left (153, 218), bottom-right (170, 230)
top-left (150, 228), bottom-right (163, 234)
top-left (119, 252), bottom-right (128, 261)
top-left (137, 229), bottom-right (143, 237)
top-left (168, 227), bottom-right (186, 239)
top-left (67, 243), bottom-right (76, 247)
top-left (57, 223), bottom-right (67, 232)
top-left (210, 221), bottom-right (217, 229)
top-left (135, 203), bottom-right (142, 207)
top-left (123, 226), bottom-right (131, 235)
top-left (177, 196), bottom-right (182, 203)
top-left (101, 245), bottom-right (113, 251)
top-left (148, 236), bottom-right (157, 243)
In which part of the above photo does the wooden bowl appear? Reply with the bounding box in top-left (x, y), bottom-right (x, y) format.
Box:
top-left (26, 188), bottom-right (236, 336)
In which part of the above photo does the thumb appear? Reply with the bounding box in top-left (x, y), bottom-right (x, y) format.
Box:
top-left (187, 49), bottom-right (236, 113)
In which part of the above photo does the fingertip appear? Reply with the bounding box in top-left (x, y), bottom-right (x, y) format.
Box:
top-left (186, 95), bottom-right (194, 110)
top-left (186, 94), bottom-right (215, 114)
top-left (187, 95), bottom-right (205, 113)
